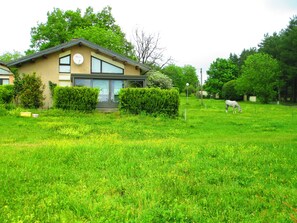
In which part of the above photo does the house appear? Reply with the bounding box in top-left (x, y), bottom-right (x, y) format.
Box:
top-left (0, 61), bottom-right (13, 85)
top-left (7, 38), bottom-right (150, 108)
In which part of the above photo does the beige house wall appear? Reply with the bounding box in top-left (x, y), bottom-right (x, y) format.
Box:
top-left (15, 45), bottom-right (142, 108)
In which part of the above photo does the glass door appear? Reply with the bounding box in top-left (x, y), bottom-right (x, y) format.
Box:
top-left (93, 80), bottom-right (109, 103)
top-left (93, 80), bottom-right (123, 107)
top-left (111, 80), bottom-right (123, 103)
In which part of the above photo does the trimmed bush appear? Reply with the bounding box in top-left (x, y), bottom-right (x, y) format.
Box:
top-left (119, 88), bottom-right (179, 117)
top-left (0, 85), bottom-right (14, 104)
top-left (54, 86), bottom-right (99, 112)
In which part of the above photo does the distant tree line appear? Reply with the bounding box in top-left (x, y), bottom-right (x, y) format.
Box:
top-left (204, 15), bottom-right (297, 103)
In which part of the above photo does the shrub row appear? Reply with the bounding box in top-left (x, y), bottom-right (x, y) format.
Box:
top-left (54, 86), bottom-right (99, 112)
top-left (119, 88), bottom-right (179, 117)
top-left (0, 85), bottom-right (14, 104)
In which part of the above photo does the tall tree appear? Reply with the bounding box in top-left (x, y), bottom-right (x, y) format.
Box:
top-left (162, 64), bottom-right (184, 92)
top-left (236, 53), bottom-right (281, 103)
top-left (258, 16), bottom-right (297, 102)
top-left (182, 65), bottom-right (199, 87)
top-left (29, 6), bottom-right (134, 58)
top-left (279, 16), bottom-right (297, 102)
top-left (204, 58), bottom-right (238, 97)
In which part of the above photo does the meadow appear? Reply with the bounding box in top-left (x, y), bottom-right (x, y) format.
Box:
top-left (0, 96), bottom-right (296, 222)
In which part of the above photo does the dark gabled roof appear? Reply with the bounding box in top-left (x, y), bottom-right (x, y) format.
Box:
top-left (7, 38), bottom-right (150, 72)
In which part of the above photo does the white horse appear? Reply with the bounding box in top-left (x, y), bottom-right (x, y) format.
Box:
top-left (225, 100), bottom-right (242, 113)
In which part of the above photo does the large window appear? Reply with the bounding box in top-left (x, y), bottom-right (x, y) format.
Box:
top-left (0, 68), bottom-right (10, 75)
top-left (59, 55), bottom-right (71, 73)
top-left (91, 56), bottom-right (123, 74)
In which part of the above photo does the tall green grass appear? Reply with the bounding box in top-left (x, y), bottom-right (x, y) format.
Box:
top-left (0, 96), bottom-right (296, 222)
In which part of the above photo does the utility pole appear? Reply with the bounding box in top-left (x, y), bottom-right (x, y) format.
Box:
top-left (200, 68), bottom-right (203, 105)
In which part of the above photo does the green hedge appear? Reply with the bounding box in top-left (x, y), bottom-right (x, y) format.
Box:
top-left (0, 85), bottom-right (14, 104)
top-left (54, 86), bottom-right (99, 112)
top-left (119, 88), bottom-right (179, 117)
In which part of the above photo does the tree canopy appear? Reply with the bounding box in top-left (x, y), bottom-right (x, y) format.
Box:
top-left (206, 15), bottom-right (297, 103)
top-left (29, 6), bottom-right (135, 58)
top-left (204, 58), bottom-right (238, 97)
top-left (236, 53), bottom-right (281, 103)
top-left (162, 64), bottom-right (198, 92)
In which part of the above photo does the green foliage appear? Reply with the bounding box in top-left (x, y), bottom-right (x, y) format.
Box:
top-left (147, 71), bottom-right (173, 89)
top-left (258, 16), bottom-right (297, 102)
top-left (18, 73), bottom-right (45, 108)
top-left (0, 50), bottom-right (23, 63)
top-left (0, 85), bottom-right (14, 104)
top-left (29, 6), bottom-right (135, 58)
top-left (205, 58), bottom-right (238, 97)
top-left (119, 88), bottom-right (179, 117)
top-left (222, 80), bottom-right (243, 100)
top-left (184, 84), bottom-right (196, 96)
top-left (54, 86), bottom-right (99, 111)
top-left (237, 53), bottom-right (281, 103)
top-left (48, 81), bottom-right (57, 97)
top-left (162, 64), bottom-right (198, 93)
top-left (182, 65), bottom-right (199, 87)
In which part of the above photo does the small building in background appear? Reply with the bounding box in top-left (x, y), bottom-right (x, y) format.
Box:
top-left (0, 61), bottom-right (13, 85)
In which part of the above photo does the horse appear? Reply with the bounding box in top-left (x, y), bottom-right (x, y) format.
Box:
top-left (225, 100), bottom-right (242, 113)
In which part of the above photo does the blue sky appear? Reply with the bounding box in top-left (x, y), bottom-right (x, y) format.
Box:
top-left (0, 0), bottom-right (296, 81)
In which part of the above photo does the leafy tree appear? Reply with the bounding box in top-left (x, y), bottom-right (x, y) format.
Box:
top-left (0, 51), bottom-right (23, 63)
top-left (162, 64), bottom-right (184, 92)
top-left (236, 53), bottom-right (281, 103)
top-left (279, 16), bottom-right (297, 102)
top-left (222, 80), bottom-right (243, 101)
top-left (162, 64), bottom-right (199, 93)
top-left (183, 65), bottom-right (199, 88)
top-left (18, 73), bottom-right (45, 108)
top-left (29, 6), bottom-right (135, 58)
top-left (238, 47), bottom-right (258, 70)
top-left (73, 26), bottom-right (133, 57)
top-left (204, 58), bottom-right (238, 97)
top-left (146, 71), bottom-right (173, 89)
top-left (258, 16), bottom-right (297, 102)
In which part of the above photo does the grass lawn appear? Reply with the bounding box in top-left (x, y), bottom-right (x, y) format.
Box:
top-left (0, 96), bottom-right (296, 222)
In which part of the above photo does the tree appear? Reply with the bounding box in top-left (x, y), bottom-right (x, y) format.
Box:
top-left (204, 58), bottom-right (238, 97)
top-left (133, 29), bottom-right (172, 68)
top-left (182, 65), bottom-right (199, 87)
top-left (279, 16), bottom-right (297, 102)
top-left (236, 53), bottom-right (281, 103)
top-left (146, 71), bottom-right (173, 89)
top-left (258, 16), bottom-right (297, 102)
top-left (222, 80), bottom-right (243, 101)
top-left (0, 51), bottom-right (23, 63)
top-left (162, 64), bottom-right (184, 92)
top-left (29, 6), bottom-right (135, 58)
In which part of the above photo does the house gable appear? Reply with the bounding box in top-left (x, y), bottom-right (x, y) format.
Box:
top-left (7, 39), bottom-right (149, 108)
